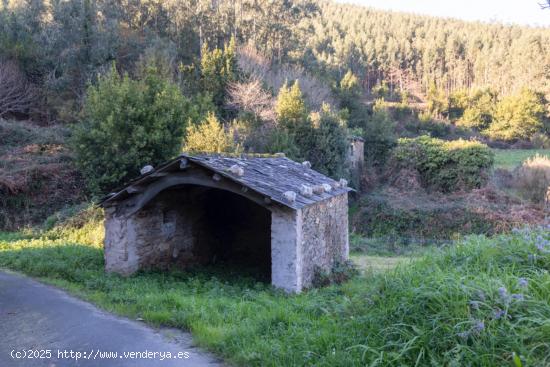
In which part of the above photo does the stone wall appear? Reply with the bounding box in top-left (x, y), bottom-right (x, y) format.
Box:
top-left (299, 194), bottom-right (349, 287)
top-left (104, 189), bottom-right (204, 274)
top-left (104, 207), bottom-right (137, 275)
top-left (270, 206), bottom-right (302, 292)
top-left (104, 187), bottom-right (272, 277)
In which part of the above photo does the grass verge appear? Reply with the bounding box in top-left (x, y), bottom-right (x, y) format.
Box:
top-left (1, 226), bottom-right (550, 366)
top-left (492, 149), bottom-right (550, 169)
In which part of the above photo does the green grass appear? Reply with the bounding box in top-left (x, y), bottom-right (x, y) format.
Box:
top-left (492, 149), bottom-right (550, 169)
top-left (351, 254), bottom-right (412, 273)
top-left (1, 227), bottom-right (550, 366)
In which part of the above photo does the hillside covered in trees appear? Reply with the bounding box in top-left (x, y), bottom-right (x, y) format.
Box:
top-left (310, 2), bottom-right (550, 96)
top-left (1, 0), bottom-right (549, 228)
top-left (2, 0), bottom-right (550, 121)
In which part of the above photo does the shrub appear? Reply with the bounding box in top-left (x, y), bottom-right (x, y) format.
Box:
top-left (200, 37), bottom-right (237, 110)
top-left (73, 65), bottom-right (193, 194)
top-left (0, 60), bottom-right (36, 117)
top-left (297, 105), bottom-right (349, 178)
top-left (391, 136), bottom-right (494, 192)
top-left (455, 88), bottom-right (497, 130)
top-left (447, 89), bottom-right (469, 120)
top-left (411, 112), bottom-right (454, 138)
top-left (263, 128), bottom-right (301, 158)
top-left (514, 155), bottom-right (550, 204)
top-left (389, 102), bottom-right (413, 122)
top-left (371, 81), bottom-right (389, 100)
top-left (363, 100), bottom-right (396, 166)
top-left (426, 82), bottom-right (447, 118)
top-left (183, 113), bottom-right (241, 154)
top-left (43, 203), bottom-right (104, 247)
top-left (353, 190), bottom-right (503, 241)
top-left (531, 133), bottom-right (550, 149)
top-left (338, 70), bottom-right (361, 109)
top-left (0, 120), bottom-right (84, 230)
top-left (312, 260), bottom-right (358, 288)
top-left (484, 88), bottom-right (547, 141)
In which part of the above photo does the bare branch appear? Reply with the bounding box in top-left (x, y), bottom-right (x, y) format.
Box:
top-left (0, 61), bottom-right (36, 117)
top-left (237, 46), bottom-right (335, 110)
top-left (226, 79), bottom-right (276, 122)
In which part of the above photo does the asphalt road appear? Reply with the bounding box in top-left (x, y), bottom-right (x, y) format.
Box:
top-left (0, 271), bottom-right (225, 367)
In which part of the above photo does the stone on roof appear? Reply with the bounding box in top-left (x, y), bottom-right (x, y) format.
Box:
top-left (100, 153), bottom-right (352, 210)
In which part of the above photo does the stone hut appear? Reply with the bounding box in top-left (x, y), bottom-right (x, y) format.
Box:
top-left (99, 154), bottom-right (351, 293)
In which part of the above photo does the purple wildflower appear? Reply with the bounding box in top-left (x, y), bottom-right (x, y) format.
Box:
top-left (517, 278), bottom-right (529, 288)
top-left (469, 300), bottom-right (480, 310)
top-left (493, 309), bottom-right (505, 320)
top-left (498, 287), bottom-right (508, 299)
top-left (457, 331), bottom-right (470, 339)
top-left (512, 293), bottom-right (524, 301)
top-left (477, 290), bottom-right (486, 301)
top-left (473, 320), bottom-right (485, 334)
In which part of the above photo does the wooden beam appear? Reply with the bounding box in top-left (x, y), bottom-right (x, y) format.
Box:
top-left (120, 171), bottom-right (274, 217)
top-left (151, 172), bottom-right (169, 178)
top-left (126, 186), bottom-right (141, 194)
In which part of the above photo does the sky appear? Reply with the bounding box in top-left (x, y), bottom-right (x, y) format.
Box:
top-left (336, 0), bottom-right (550, 27)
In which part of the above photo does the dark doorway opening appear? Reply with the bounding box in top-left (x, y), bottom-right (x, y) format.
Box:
top-left (149, 186), bottom-right (272, 281)
top-left (155, 186), bottom-right (271, 281)
top-left (196, 188), bottom-right (272, 281)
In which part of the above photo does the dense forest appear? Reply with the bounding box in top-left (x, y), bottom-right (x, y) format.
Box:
top-left (310, 2), bottom-right (550, 96)
top-left (1, 0), bottom-right (549, 196)
top-left (2, 0), bottom-right (550, 119)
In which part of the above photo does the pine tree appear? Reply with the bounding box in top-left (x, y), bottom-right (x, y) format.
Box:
top-left (306, 104), bottom-right (349, 178)
top-left (275, 80), bottom-right (308, 129)
top-left (200, 36), bottom-right (238, 110)
top-left (338, 70), bottom-right (365, 128)
top-left (184, 113), bottom-right (240, 153)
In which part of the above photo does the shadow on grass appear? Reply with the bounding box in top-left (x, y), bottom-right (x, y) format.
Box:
top-left (0, 231), bottom-right (35, 243)
top-left (0, 244), bottom-right (104, 282)
top-left (0, 243), bottom-right (272, 294)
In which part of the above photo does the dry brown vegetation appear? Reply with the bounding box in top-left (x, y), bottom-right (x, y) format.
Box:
top-left (0, 61), bottom-right (36, 118)
top-left (513, 155), bottom-right (550, 204)
top-left (0, 119), bottom-right (85, 229)
top-left (351, 165), bottom-right (547, 242)
top-left (226, 78), bottom-right (276, 122)
top-left (237, 46), bottom-right (335, 110)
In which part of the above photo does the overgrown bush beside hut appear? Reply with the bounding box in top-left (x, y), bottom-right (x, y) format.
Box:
top-left (390, 136), bottom-right (494, 192)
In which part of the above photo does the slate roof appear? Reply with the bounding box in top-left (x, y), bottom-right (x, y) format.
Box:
top-left (99, 153), bottom-right (352, 210)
